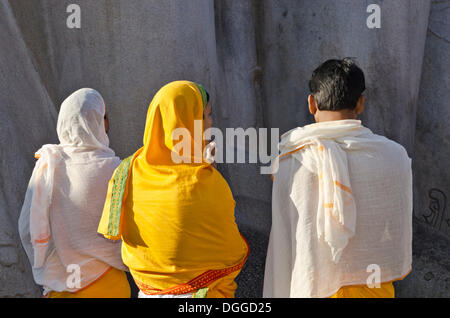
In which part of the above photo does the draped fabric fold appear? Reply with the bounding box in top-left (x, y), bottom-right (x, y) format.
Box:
top-left (27, 145), bottom-right (61, 269)
top-left (277, 120), bottom-right (369, 263)
top-left (98, 81), bottom-right (249, 297)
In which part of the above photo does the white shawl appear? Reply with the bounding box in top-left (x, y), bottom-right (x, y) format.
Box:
top-left (19, 88), bottom-right (127, 295)
top-left (264, 120), bottom-right (412, 297)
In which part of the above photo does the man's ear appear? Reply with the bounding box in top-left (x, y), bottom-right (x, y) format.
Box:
top-left (308, 94), bottom-right (318, 115)
top-left (355, 95), bottom-right (365, 115)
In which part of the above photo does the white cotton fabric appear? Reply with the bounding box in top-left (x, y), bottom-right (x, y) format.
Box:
top-left (18, 88), bottom-right (127, 296)
top-left (263, 120), bottom-right (412, 298)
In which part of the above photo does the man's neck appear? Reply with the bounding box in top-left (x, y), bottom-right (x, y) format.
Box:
top-left (315, 109), bottom-right (358, 123)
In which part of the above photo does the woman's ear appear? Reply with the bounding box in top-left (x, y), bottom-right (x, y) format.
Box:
top-left (308, 94), bottom-right (318, 115)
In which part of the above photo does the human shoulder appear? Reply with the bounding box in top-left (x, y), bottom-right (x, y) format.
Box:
top-left (371, 132), bottom-right (410, 158)
top-left (274, 149), bottom-right (317, 183)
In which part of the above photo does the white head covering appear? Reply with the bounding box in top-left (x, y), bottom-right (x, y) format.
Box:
top-left (19, 88), bottom-right (127, 295)
top-left (56, 88), bottom-right (112, 152)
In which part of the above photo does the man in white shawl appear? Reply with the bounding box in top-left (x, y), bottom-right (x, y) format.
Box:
top-left (19, 88), bottom-right (130, 298)
top-left (263, 58), bottom-right (412, 298)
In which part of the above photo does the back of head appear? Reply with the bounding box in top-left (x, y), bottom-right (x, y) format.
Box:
top-left (57, 88), bottom-right (110, 151)
top-left (141, 80), bottom-right (207, 165)
top-left (309, 58), bottom-right (366, 111)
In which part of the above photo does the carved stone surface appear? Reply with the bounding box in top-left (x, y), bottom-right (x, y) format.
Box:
top-left (0, 0), bottom-right (448, 297)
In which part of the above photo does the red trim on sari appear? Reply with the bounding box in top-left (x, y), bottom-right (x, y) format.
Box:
top-left (137, 236), bottom-right (250, 295)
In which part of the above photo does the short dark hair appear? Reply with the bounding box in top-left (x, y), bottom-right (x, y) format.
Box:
top-left (308, 58), bottom-right (365, 111)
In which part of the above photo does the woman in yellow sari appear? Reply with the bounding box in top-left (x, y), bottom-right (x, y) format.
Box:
top-left (98, 81), bottom-right (249, 298)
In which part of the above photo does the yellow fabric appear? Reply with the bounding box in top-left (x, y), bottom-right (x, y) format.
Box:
top-left (330, 282), bottom-right (395, 298)
top-left (98, 81), bottom-right (248, 296)
top-left (47, 267), bottom-right (130, 298)
top-left (204, 270), bottom-right (241, 298)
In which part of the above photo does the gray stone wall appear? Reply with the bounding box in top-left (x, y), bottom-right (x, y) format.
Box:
top-left (401, 0), bottom-right (450, 298)
top-left (0, 0), bottom-right (56, 297)
top-left (0, 0), bottom-right (448, 297)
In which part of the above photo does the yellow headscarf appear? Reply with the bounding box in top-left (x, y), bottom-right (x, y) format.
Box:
top-left (98, 81), bottom-right (248, 296)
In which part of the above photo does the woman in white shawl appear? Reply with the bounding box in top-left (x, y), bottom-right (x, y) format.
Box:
top-left (18, 88), bottom-right (130, 298)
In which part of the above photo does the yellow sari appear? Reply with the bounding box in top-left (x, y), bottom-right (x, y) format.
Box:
top-left (47, 267), bottom-right (130, 298)
top-left (331, 282), bottom-right (395, 298)
top-left (98, 81), bottom-right (249, 298)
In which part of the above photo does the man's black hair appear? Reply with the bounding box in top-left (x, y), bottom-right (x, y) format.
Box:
top-left (308, 58), bottom-right (365, 111)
